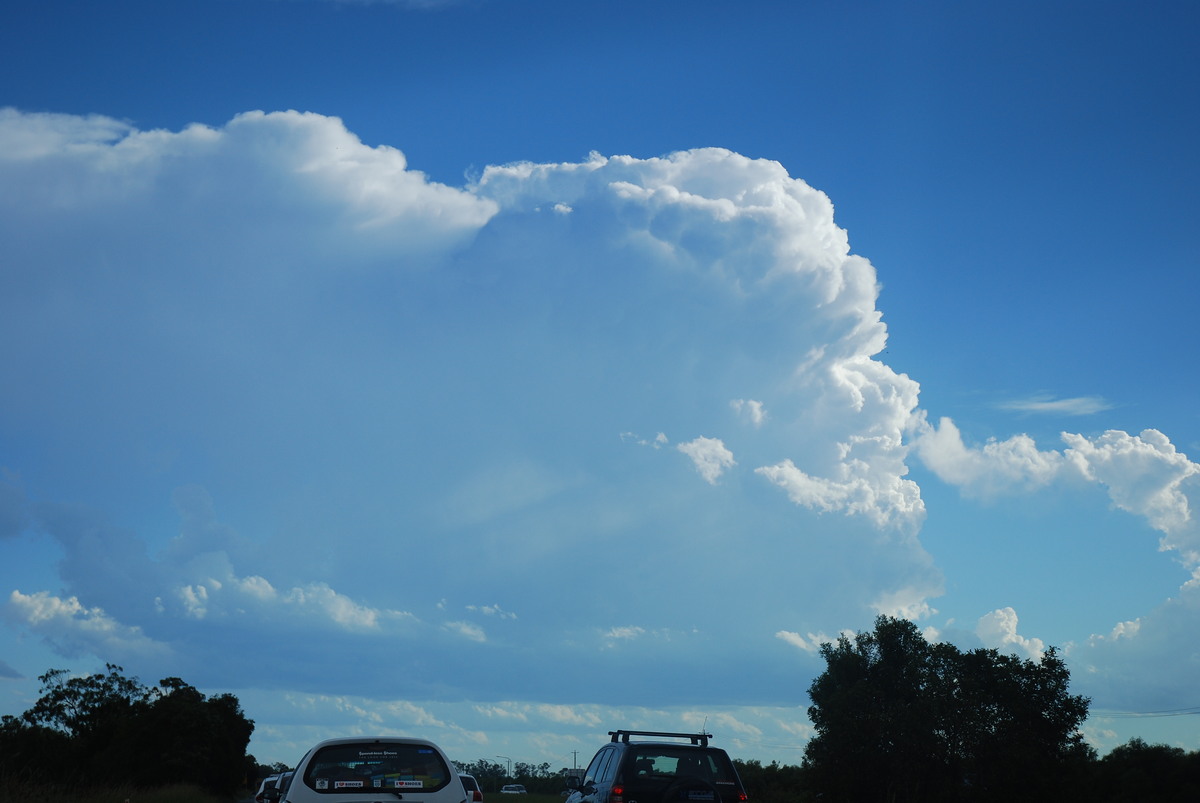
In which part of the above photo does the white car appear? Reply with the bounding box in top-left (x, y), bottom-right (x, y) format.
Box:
top-left (272, 736), bottom-right (463, 803)
top-left (255, 773), bottom-right (281, 803)
top-left (460, 772), bottom-right (484, 802)
top-left (500, 784), bottom-right (527, 794)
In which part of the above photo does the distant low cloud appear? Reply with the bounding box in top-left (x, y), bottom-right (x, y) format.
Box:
top-left (3, 590), bottom-right (170, 660)
top-left (1071, 580), bottom-right (1200, 711)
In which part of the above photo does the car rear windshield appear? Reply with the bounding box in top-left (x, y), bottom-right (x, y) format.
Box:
top-left (626, 748), bottom-right (739, 784)
top-left (304, 742), bottom-right (451, 794)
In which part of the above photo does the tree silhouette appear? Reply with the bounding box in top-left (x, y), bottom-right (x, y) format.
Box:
top-left (804, 616), bottom-right (1092, 802)
top-left (1, 665), bottom-right (253, 796)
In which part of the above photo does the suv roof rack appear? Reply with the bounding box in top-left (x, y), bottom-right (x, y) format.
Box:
top-left (608, 730), bottom-right (712, 747)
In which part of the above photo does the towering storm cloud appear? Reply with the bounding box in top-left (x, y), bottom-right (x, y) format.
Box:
top-left (1, 108), bottom-right (1196, 760)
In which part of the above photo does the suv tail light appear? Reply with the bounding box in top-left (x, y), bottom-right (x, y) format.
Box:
top-left (608, 784), bottom-right (624, 803)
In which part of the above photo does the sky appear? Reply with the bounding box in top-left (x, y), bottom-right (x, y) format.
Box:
top-left (1, 0), bottom-right (1199, 771)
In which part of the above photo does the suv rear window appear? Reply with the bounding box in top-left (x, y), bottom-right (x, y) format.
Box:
top-left (304, 742), bottom-right (451, 793)
top-left (627, 748), bottom-right (738, 784)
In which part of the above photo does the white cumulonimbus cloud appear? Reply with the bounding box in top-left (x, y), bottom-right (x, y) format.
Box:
top-left (0, 106), bottom-right (1197, 723)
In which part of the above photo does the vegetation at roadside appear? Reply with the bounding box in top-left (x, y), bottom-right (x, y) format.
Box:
top-left (0, 664), bottom-right (254, 801)
top-left (744, 615), bottom-right (1200, 802)
top-left (3, 633), bottom-right (1199, 802)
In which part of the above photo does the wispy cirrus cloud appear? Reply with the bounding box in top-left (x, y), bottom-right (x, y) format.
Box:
top-left (997, 394), bottom-right (1114, 416)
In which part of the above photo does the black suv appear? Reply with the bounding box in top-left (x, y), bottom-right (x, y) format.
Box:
top-left (565, 730), bottom-right (748, 803)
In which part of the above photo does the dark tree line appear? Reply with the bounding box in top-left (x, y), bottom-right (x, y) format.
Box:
top-left (794, 616), bottom-right (1199, 802)
top-left (0, 664), bottom-right (254, 797)
top-left (452, 758), bottom-right (561, 793)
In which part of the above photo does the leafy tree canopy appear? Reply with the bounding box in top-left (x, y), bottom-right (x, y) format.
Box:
top-left (803, 616), bottom-right (1092, 802)
top-left (1, 664), bottom-right (254, 797)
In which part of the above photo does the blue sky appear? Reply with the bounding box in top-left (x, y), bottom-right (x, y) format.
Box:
top-left (2, 0), bottom-right (1199, 770)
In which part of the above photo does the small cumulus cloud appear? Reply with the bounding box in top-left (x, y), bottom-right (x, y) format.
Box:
top-left (731, 398), bottom-right (767, 427)
top-left (1087, 619), bottom-right (1141, 646)
top-left (283, 583), bottom-right (402, 631)
top-left (871, 586), bottom-right (939, 622)
top-left (602, 625), bottom-right (646, 644)
top-left (976, 607), bottom-right (1045, 660)
top-left (775, 630), bottom-right (829, 654)
top-left (444, 620), bottom-right (487, 642)
top-left (677, 436), bottom-right (736, 484)
top-left (466, 603), bottom-right (518, 620)
top-left (621, 431), bottom-right (668, 449)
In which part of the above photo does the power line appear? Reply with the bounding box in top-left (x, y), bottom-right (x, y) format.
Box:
top-left (1092, 706), bottom-right (1200, 719)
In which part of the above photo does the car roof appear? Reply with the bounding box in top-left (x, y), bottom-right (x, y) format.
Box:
top-left (609, 730), bottom-right (713, 747)
top-left (308, 736), bottom-right (443, 749)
